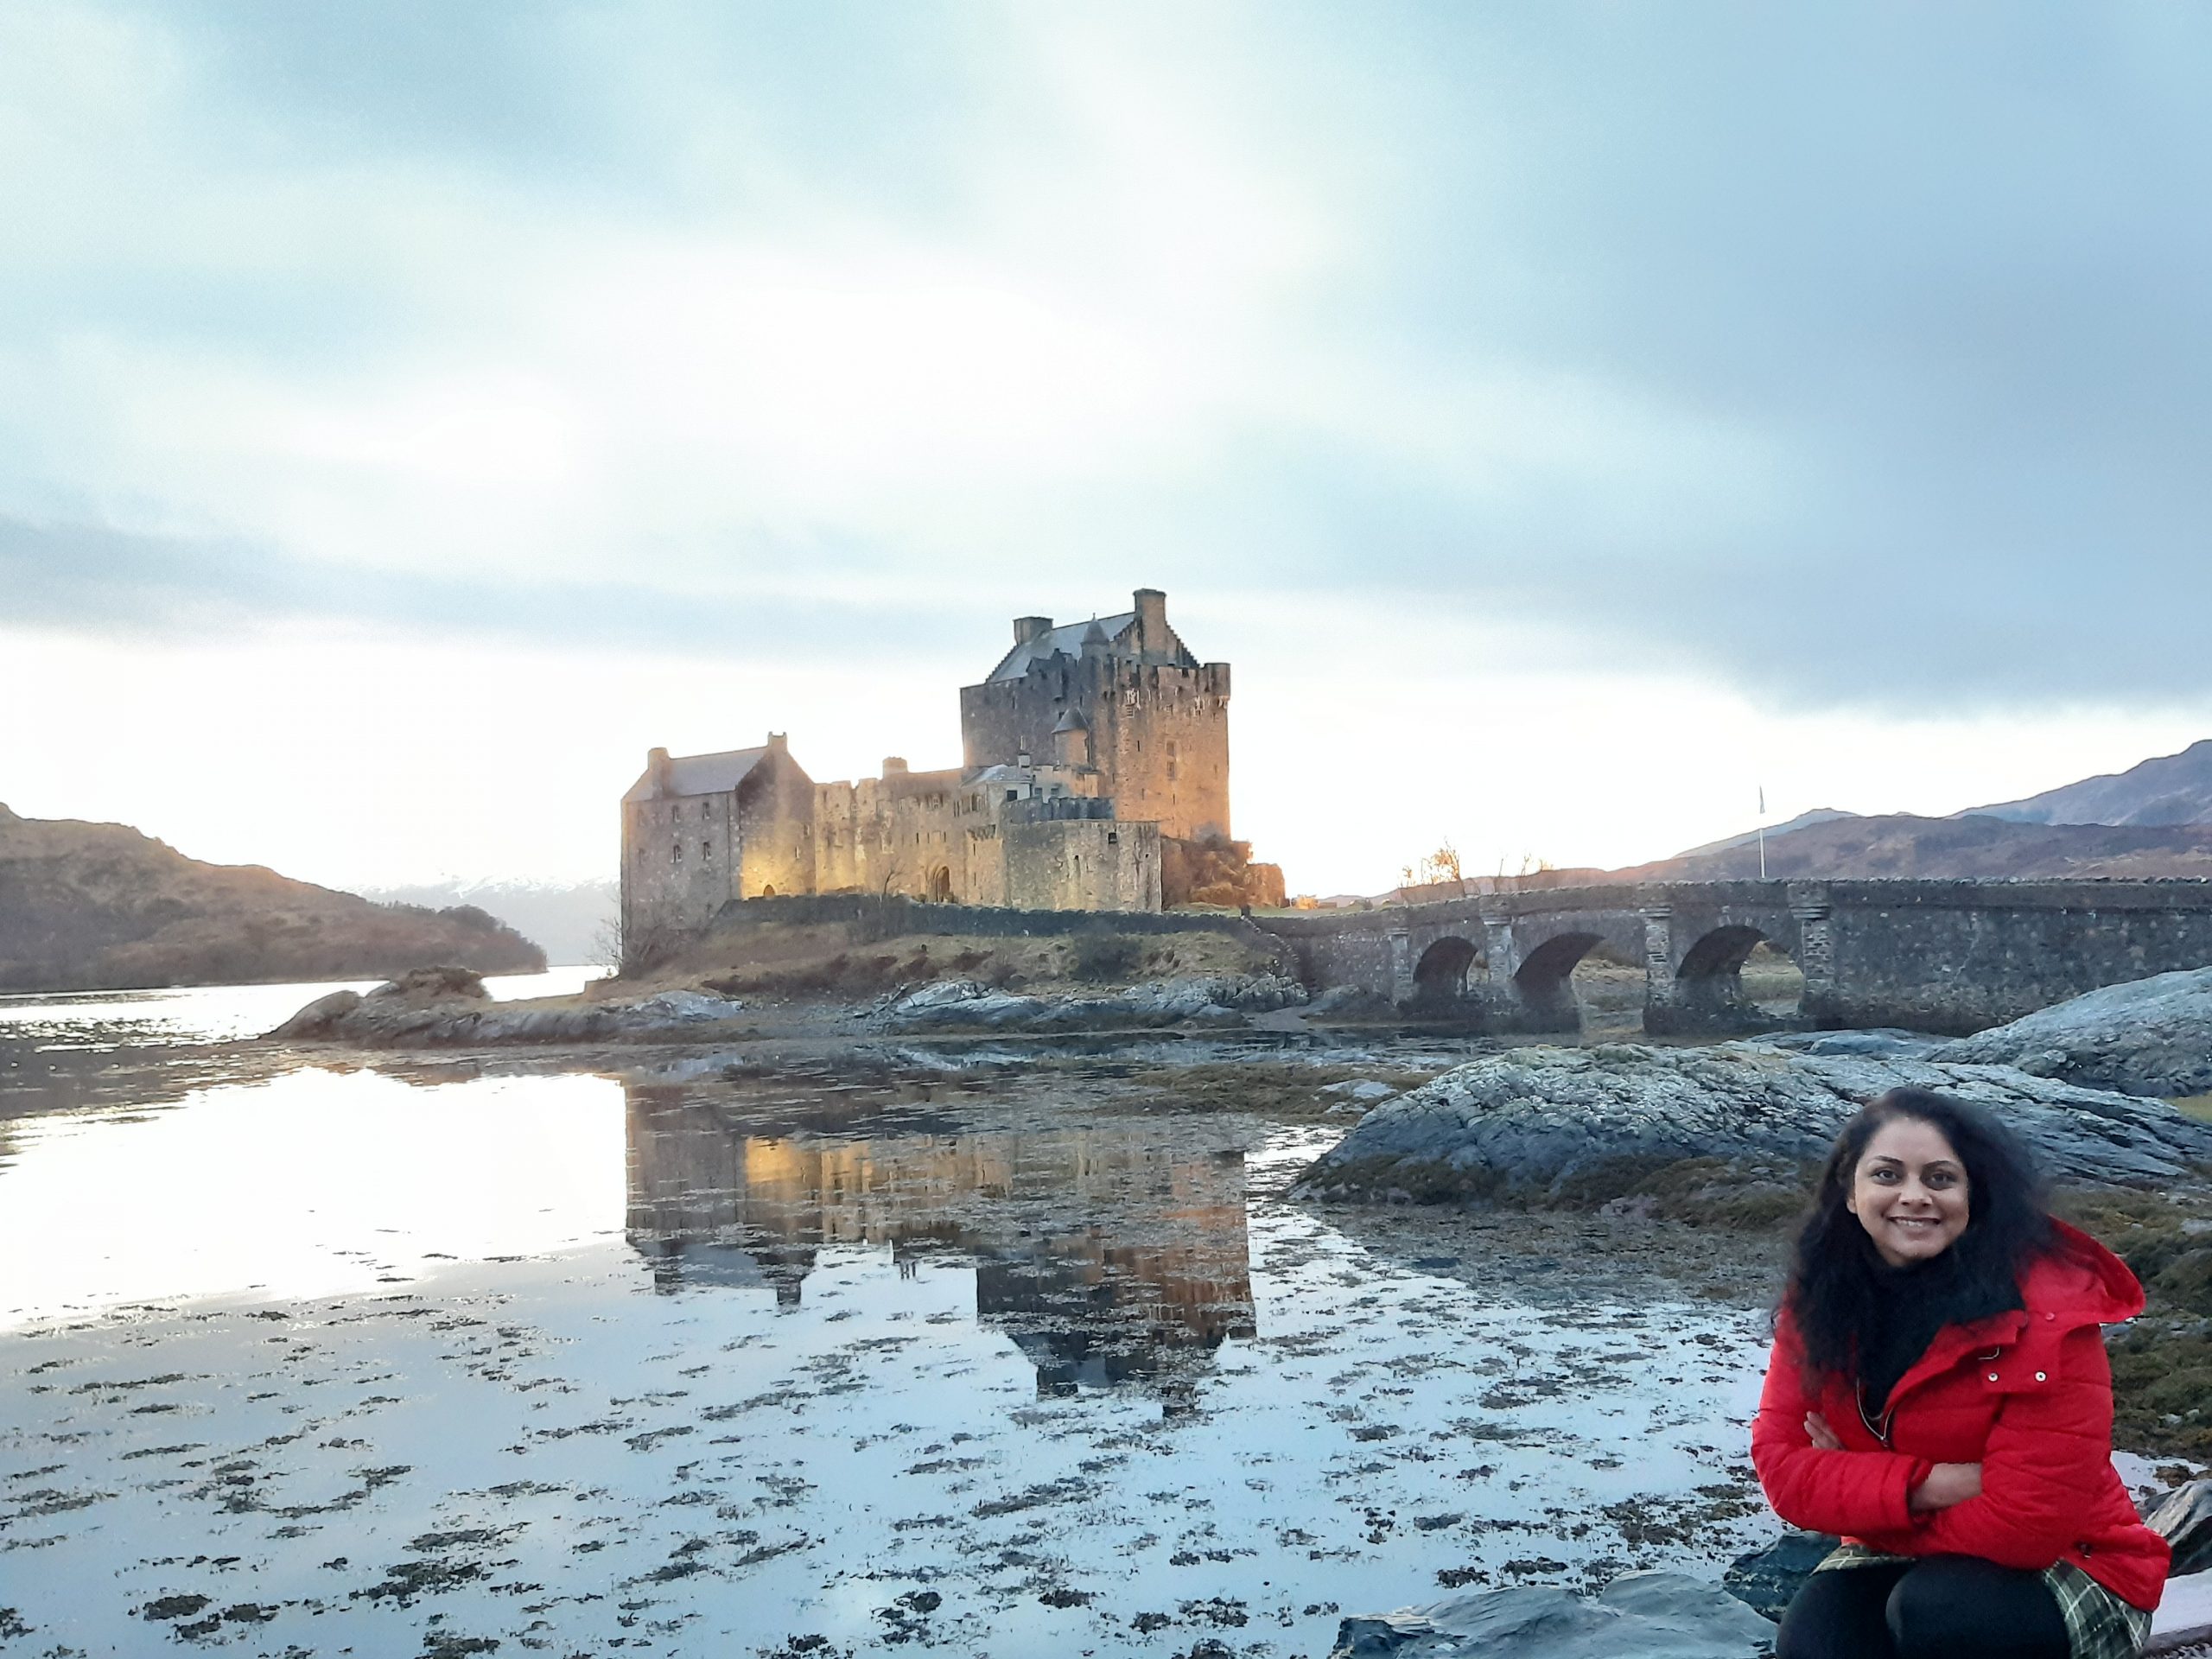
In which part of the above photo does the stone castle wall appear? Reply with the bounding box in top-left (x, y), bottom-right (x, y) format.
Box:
top-left (959, 655), bottom-right (1230, 842)
top-left (621, 790), bottom-right (740, 943)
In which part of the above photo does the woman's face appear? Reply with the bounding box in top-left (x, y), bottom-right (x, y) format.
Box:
top-left (1846, 1116), bottom-right (1971, 1267)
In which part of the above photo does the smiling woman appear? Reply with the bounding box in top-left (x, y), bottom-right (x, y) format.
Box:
top-left (1752, 1090), bottom-right (2168, 1659)
top-left (1847, 1116), bottom-right (1971, 1267)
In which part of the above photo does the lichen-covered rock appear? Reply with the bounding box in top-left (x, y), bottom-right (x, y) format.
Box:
top-left (1294, 1040), bottom-right (2212, 1209)
top-left (1936, 969), bottom-right (2212, 1100)
top-left (1327, 1571), bottom-right (1775, 1657)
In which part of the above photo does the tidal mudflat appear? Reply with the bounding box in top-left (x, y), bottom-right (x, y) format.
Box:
top-left (2, 982), bottom-right (1792, 1657)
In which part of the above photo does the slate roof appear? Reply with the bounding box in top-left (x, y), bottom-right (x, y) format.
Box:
top-left (622, 746), bottom-right (772, 804)
top-left (985, 613), bottom-right (1138, 683)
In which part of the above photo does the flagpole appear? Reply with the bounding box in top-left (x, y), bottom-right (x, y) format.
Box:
top-left (1758, 785), bottom-right (1767, 880)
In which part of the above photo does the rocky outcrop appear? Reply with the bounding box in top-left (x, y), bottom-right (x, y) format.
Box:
top-left (266, 976), bottom-right (745, 1046)
top-left (1327, 1571), bottom-right (1774, 1658)
top-left (877, 973), bottom-right (1306, 1034)
top-left (0, 806), bottom-right (545, 992)
top-left (1295, 1040), bottom-right (2212, 1209)
top-left (1935, 969), bottom-right (2212, 1100)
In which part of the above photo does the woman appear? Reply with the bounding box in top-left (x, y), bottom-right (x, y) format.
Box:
top-left (1752, 1087), bottom-right (2167, 1659)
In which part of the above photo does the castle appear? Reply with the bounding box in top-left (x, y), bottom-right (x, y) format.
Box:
top-left (620, 588), bottom-right (1277, 949)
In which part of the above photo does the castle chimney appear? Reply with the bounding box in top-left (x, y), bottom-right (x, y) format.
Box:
top-left (882, 757), bottom-right (908, 775)
top-left (648, 746), bottom-right (672, 793)
top-left (766, 732), bottom-right (788, 753)
top-left (1014, 615), bottom-right (1052, 646)
top-left (1133, 588), bottom-right (1166, 653)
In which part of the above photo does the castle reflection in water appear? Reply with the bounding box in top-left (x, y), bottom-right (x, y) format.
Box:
top-left (623, 1083), bottom-right (1256, 1403)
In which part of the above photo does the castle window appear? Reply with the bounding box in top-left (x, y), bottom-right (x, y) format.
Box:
top-left (672, 841), bottom-right (683, 865)
top-left (702, 801), bottom-right (710, 817)
top-left (1107, 830), bottom-right (1119, 845)
top-left (702, 839), bottom-right (713, 861)
top-left (1006, 790), bottom-right (1017, 803)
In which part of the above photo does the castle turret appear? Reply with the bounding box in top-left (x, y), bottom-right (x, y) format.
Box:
top-left (960, 587), bottom-right (1229, 842)
top-left (1052, 706), bottom-right (1092, 768)
top-left (1133, 588), bottom-right (1166, 659)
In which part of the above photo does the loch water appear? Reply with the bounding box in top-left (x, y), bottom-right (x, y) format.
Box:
top-left (0, 977), bottom-right (1783, 1657)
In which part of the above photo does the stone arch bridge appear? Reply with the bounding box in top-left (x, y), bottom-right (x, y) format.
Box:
top-left (1250, 880), bottom-right (2212, 1036)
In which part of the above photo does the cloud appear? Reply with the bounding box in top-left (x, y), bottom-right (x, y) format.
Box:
top-left (0, 514), bottom-right (976, 663)
top-left (3, 3), bottom-right (2210, 709)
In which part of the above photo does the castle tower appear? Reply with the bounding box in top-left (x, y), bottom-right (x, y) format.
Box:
top-left (958, 588), bottom-right (1230, 842)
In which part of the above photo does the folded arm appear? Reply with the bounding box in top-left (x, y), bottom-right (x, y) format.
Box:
top-left (1751, 1337), bottom-right (1932, 1538)
top-left (1906, 1326), bottom-right (2114, 1570)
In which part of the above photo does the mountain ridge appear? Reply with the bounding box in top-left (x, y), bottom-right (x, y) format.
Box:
top-left (1621, 810), bottom-right (2212, 883)
top-left (0, 804), bottom-right (547, 993)
top-left (1956, 738), bottom-right (2212, 828)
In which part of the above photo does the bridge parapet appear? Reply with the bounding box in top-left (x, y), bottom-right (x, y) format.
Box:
top-left (1253, 879), bottom-right (2212, 1038)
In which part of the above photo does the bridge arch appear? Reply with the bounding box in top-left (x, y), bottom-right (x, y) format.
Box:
top-left (1674, 924), bottom-right (1802, 1025)
top-left (1412, 936), bottom-right (1479, 1001)
top-left (1511, 931), bottom-right (1605, 1022)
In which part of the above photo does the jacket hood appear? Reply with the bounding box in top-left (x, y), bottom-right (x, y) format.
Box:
top-left (2021, 1218), bottom-right (2145, 1327)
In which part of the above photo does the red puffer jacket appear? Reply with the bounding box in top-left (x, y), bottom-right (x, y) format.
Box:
top-left (1752, 1220), bottom-right (2168, 1611)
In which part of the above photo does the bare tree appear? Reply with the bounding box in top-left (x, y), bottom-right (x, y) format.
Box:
top-left (1402, 841), bottom-right (1469, 899)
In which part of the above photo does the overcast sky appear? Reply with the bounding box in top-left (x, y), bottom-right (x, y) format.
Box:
top-left (5, 2), bottom-right (2211, 900)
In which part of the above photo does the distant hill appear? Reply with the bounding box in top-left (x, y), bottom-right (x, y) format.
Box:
top-left (1617, 812), bottom-right (2212, 883)
top-left (0, 804), bottom-right (547, 993)
top-left (1669, 808), bottom-right (1862, 859)
top-left (353, 877), bottom-right (617, 967)
top-left (1958, 738), bottom-right (2212, 828)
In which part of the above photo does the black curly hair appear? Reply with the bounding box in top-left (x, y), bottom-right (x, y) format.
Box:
top-left (1785, 1087), bottom-right (2056, 1385)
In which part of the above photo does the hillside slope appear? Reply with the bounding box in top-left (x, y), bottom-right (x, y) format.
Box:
top-left (1617, 812), bottom-right (2212, 882)
top-left (1959, 738), bottom-right (2212, 828)
top-left (0, 804), bottom-right (546, 992)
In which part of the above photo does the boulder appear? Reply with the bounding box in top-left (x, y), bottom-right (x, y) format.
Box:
top-left (1936, 969), bottom-right (2212, 1100)
top-left (2150, 1478), bottom-right (2212, 1579)
top-left (1764, 1029), bottom-right (1949, 1061)
top-left (1721, 1530), bottom-right (1836, 1621)
top-left (1295, 1040), bottom-right (2212, 1209)
top-left (267, 988), bottom-right (364, 1039)
top-left (1327, 1571), bottom-right (1775, 1658)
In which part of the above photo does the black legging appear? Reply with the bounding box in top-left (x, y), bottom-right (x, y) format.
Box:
top-left (1775, 1555), bottom-right (2071, 1659)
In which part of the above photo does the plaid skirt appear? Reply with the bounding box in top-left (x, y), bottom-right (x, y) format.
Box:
top-left (1815, 1542), bottom-right (2153, 1659)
